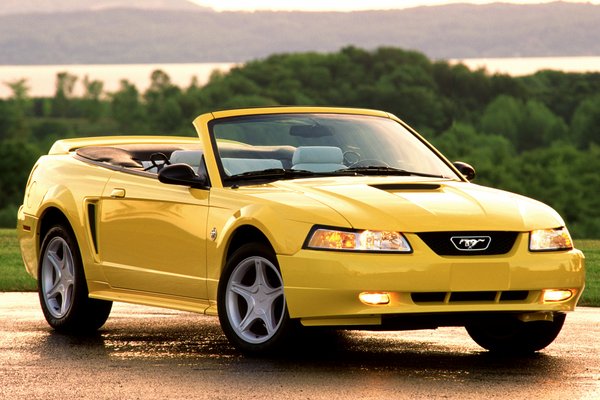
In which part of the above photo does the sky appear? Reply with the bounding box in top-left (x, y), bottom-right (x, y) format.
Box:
top-left (192, 0), bottom-right (600, 12)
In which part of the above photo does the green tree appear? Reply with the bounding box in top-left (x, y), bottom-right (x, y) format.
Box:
top-left (3, 79), bottom-right (31, 140)
top-left (518, 100), bottom-right (568, 151)
top-left (111, 80), bottom-right (146, 132)
top-left (480, 95), bottom-right (523, 143)
top-left (480, 96), bottom-right (568, 151)
top-left (157, 97), bottom-right (184, 133)
top-left (81, 75), bottom-right (104, 122)
top-left (30, 120), bottom-right (75, 152)
top-left (432, 122), bottom-right (520, 191)
top-left (571, 95), bottom-right (600, 148)
top-left (0, 140), bottom-right (40, 209)
top-left (52, 72), bottom-right (78, 117)
top-left (0, 101), bottom-right (21, 140)
top-left (144, 70), bottom-right (183, 132)
top-left (5, 78), bottom-right (30, 107)
top-left (371, 66), bottom-right (449, 135)
top-left (432, 62), bottom-right (492, 123)
top-left (516, 144), bottom-right (600, 238)
top-left (519, 70), bottom-right (600, 123)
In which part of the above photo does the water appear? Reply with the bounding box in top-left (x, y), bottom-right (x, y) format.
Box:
top-left (451, 56), bottom-right (600, 76)
top-left (0, 62), bottom-right (235, 98)
top-left (1, 57), bottom-right (600, 98)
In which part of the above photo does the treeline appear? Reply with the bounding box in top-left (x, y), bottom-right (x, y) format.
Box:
top-left (1, 47), bottom-right (599, 237)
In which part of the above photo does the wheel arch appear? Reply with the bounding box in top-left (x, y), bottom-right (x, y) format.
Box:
top-left (225, 224), bottom-right (275, 262)
top-left (35, 203), bottom-right (95, 279)
top-left (206, 224), bottom-right (277, 303)
top-left (21, 206), bottom-right (76, 280)
top-left (33, 180), bottom-right (86, 251)
top-left (39, 206), bottom-right (74, 247)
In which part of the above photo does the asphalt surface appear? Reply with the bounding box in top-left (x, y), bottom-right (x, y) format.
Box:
top-left (1, 292), bottom-right (599, 399)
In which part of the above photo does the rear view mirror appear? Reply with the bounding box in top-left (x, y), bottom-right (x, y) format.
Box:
top-left (158, 164), bottom-right (209, 189)
top-left (289, 124), bottom-right (333, 138)
top-left (453, 161), bottom-right (476, 181)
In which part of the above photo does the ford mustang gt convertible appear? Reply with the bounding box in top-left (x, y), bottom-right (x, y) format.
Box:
top-left (18, 106), bottom-right (585, 354)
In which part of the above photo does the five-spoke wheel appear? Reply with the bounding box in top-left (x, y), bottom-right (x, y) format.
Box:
top-left (218, 243), bottom-right (293, 354)
top-left (38, 225), bottom-right (112, 333)
top-left (40, 235), bottom-right (76, 319)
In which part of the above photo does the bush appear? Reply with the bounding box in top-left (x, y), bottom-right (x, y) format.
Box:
top-left (0, 205), bottom-right (18, 228)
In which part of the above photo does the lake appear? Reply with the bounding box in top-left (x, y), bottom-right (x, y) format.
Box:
top-left (0, 62), bottom-right (235, 98)
top-left (451, 56), bottom-right (600, 76)
top-left (1, 57), bottom-right (600, 98)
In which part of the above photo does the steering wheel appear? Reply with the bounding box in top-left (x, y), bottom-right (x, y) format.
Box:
top-left (348, 159), bottom-right (390, 168)
top-left (144, 152), bottom-right (171, 172)
top-left (343, 150), bottom-right (361, 166)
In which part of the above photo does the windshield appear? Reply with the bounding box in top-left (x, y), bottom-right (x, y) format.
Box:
top-left (209, 113), bottom-right (460, 183)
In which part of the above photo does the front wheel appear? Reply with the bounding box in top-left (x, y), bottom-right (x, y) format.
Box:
top-left (38, 225), bottom-right (112, 333)
top-left (218, 243), bottom-right (293, 355)
top-left (465, 313), bottom-right (566, 354)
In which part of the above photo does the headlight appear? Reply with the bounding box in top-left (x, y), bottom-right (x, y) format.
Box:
top-left (305, 227), bottom-right (412, 253)
top-left (529, 227), bottom-right (573, 252)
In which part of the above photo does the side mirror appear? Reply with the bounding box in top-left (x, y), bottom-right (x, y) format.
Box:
top-left (158, 163), bottom-right (209, 189)
top-left (453, 161), bottom-right (476, 181)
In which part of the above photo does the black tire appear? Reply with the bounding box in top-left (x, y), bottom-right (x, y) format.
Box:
top-left (465, 313), bottom-right (566, 354)
top-left (218, 242), bottom-right (294, 355)
top-left (38, 225), bottom-right (112, 333)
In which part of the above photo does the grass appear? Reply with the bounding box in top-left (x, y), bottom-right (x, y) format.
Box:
top-left (0, 229), bottom-right (36, 291)
top-left (1, 229), bottom-right (599, 306)
top-left (575, 239), bottom-right (600, 306)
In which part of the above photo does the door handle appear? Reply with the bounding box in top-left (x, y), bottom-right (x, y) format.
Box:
top-left (110, 188), bottom-right (126, 198)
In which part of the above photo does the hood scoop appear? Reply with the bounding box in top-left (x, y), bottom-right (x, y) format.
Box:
top-left (370, 183), bottom-right (441, 191)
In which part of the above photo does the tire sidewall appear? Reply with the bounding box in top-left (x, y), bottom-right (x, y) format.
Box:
top-left (38, 225), bottom-right (89, 331)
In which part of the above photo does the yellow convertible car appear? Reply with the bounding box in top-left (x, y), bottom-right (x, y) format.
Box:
top-left (18, 107), bottom-right (585, 354)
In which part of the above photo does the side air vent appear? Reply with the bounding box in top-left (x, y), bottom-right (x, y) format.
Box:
top-left (87, 203), bottom-right (98, 254)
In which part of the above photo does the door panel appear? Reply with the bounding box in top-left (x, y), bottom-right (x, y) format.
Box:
top-left (98, 173), bottom-right (209, 299)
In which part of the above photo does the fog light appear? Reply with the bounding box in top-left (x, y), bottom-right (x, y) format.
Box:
top-left (359, 292), bottom-right (390, 305)
top-left (542, 289), bottom-right (573, 302)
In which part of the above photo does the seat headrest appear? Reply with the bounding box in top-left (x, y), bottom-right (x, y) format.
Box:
top-left (170, 150), bottom-right (203, 166)
top-left (292, 146), bottom-right (343, 165)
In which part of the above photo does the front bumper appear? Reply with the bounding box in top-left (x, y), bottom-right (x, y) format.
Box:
top-left (278, 233), bottom-right (585, 326)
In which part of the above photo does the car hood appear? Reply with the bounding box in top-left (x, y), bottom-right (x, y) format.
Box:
top-left (271, 177), bottom-right (564, 232)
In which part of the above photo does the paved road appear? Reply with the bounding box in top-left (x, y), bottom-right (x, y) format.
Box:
top-left (1, 293), bottom-right (599, 399)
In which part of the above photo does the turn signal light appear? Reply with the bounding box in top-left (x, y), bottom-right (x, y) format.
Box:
top-left (359, 292), bottom-right (390, 305)
top-left (542, 289), bottom-right (573, 302)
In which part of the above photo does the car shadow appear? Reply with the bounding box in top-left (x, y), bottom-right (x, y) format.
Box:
top-left (32, 317), bottom-right (569, 384)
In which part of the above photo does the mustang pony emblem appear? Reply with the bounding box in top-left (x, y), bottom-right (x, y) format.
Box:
top-left (450, 236), bottom-right (492, 251)
top-left (461, 238), bottom-right (485, 248)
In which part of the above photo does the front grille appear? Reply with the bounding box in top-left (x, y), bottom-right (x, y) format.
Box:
top-left (417, 231), bottom-right (518, 256)
top-left (451, 291), bottom-right (496, 302)
top-left (411, 291), bottom-right (529, 304)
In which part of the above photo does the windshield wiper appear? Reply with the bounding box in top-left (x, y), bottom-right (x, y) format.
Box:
top-left (227, 166), bottom-right (445, 183)
top-left (342, 166), bottom-right (445, 178)
top-left (227, 168), bottom-right (340, 181)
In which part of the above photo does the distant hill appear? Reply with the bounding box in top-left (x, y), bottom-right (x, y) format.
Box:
top-left (0, 2), bottom-right (599, 64)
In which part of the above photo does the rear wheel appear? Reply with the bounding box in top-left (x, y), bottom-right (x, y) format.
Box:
top-left (38, 225), bottom-right (112, 333)
top-left (465, 313), bottom-right (566, 354)
top-left (218, 243), bottom-right (293, 355)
